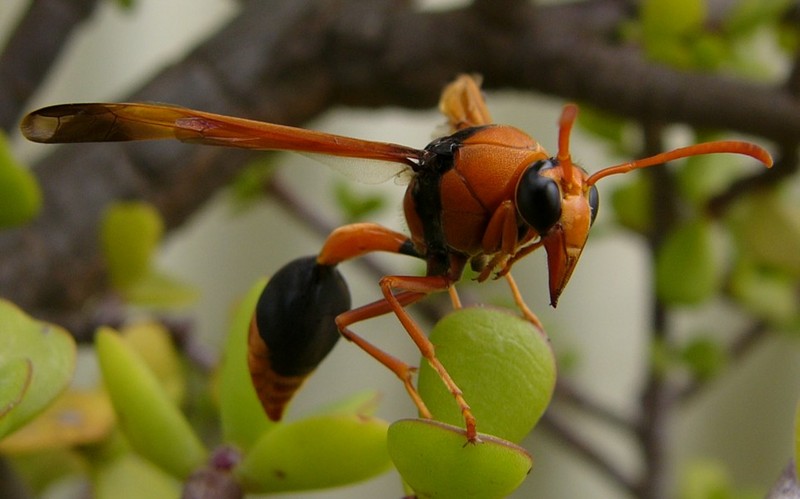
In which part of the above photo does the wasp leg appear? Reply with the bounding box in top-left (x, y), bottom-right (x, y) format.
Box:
top-left (334, 291), bottom-right (433, 420)
top-left (318, 223), bottom-right (478, 441)
top-left (317, 222), bottom-right (420, 266)
top-left (439, 74), bottom-right (493, 131)
top-left (504, 273), bottom-right (545, 332)
top-left (337, 275), bottom-right (479, 442)
top-left (380, 275), bottom-right (478, 443)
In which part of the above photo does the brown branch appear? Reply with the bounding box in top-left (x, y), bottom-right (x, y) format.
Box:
top-left (0, 0), bottom-right (100, 130)
top-left (540, 411), bottom-right (640, 497)
top-left (1, 0), bottom-right (796, 330)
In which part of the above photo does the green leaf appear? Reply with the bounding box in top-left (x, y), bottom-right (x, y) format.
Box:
top-left (641, 0), bottom-right (706, 38)
top-left (236, 414), bottom-right (391, 493)
top-left (93, 453), bottom-right (181, 499)
top-left (655, 219), bottom-right (721, 305)
top-left (218, 278), bottom-right (275, 450)
top-left (724, 0), bottom-right (792, 36)
top-left (121, 322), bottom-right (186, 404)
top-left (119, 271), bottom-right (198, 308)
top-left (0, 389), bottom-right (114, 452)
top-left (0, 300), bottom-right (75, 440)
top-left (610, 174), bottom-right (653, 233)
top-left (795, 400), bottom-right (800, 479)
top-left (730, 259), bottom-right (798, 325)
top-left (680, 336), bottom-right (727, 381)
top-left (574, 106), bottom-right (627, 148)
top-left (679, 459), bottom-right (733, 499)
top-left (95, 328), bottom-right (206, 479)
top-left (676, 150), bottom-right (745, 205)
top-left (728, 191), bottom-right (800, 277)
top-left (306, 389), bottom-right (382, 418)
top-left (387, 419), bottom-right (532, 499)
top-left (0, 359), bottom-right (32, 419)
top-left (229, 156), bottom-right (276, 209)
top-left (100, 202), bottom-right (164, 289)
top-left (0, 131), bottom-right (42, 228)
top-left (334, 181), bottom-right (387, 222)
top-left (417, 307), bottom-right (556, 444)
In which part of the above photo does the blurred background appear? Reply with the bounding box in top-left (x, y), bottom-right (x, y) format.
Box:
top-left (2, 0), bottom-right (799, 498)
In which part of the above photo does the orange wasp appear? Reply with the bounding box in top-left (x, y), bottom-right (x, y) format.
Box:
top-left (21, 75), bottom-right (772, 441)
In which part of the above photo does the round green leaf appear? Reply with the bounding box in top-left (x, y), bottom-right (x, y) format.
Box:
top-left (0, 131), bottom-right (41, 228)
top-left (236, 414), bottom-right (391, 493)
top-left (387, 419), bottom-right (532, 499)
top-left (0, 358), bottom-right (32, 419)
top-left (100, 202), bottom-right (164, 289)
top-left (218, 278), bottom-right (275, 450)
top-left (0, 300), bottom-right (75, 440)
top-left (417, 307), bottom-right (556, 443)
top-left (95, 328), bottom-right (206, 479)
top-left (655, 219), bottom-right (720, 305)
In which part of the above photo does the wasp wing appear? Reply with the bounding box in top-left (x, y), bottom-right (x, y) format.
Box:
top-left (21, 103), bottom-right (423, 183)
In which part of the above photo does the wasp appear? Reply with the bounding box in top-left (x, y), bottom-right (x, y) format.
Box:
top-left (21, 75), bottom-right (772, 441)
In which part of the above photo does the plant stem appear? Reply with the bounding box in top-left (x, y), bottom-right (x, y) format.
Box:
top-left (635, 122), bottom-right (677, 499)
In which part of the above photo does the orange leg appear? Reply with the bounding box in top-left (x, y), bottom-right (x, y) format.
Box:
top-left (504, 273), bottom-right (545, 332)
top-left (379, 275), bottom-right (478, 442)
top-left (335, 290), bottom-right (433, 419)
top-left (317, 223), bottom-right (417, 266)
top-left (316, 222), bottom-right (478, 440)
top-left (336, 274), bottom-right (480, 442)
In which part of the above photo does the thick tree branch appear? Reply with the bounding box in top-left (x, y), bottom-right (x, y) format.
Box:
top-left (1, 0), bottom-right (796, 331)
top-left (0, 0), bottom-right (100, 130)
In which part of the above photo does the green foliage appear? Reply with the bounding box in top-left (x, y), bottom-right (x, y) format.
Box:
top-left (727, 191), bottom-right (800, 278)
top-left (0, 300), bottom-right (75, 441)
top-left (334, 180), bottom-right (387, 222)
top-left (217, 278), bottom-right (275, 450)
top-left (0, 131), bottom-right (42, 228)
top-left (387, 419), bottom-right (532, 499)
top-left (236, 413), bottom-right (391, 493)
top-left (655, 219), bottom-right (721, 305)
top-left (92, 453), bottom-right (180, 499)
top-left (796, 400), bottom-right (800, 479)
top-left (611, 173), bottom-right (653, 234)
top-left (95, 327), bottom-right (207, 479)
top-left (229, 157), bottom-right (276, 209)
top-left (730, 259), bottom-right (798, 326)
top-left (417, 307), bottom-right (556, 444)
top-left (100, 202), bottom-right (196, 307)
top-left (724, 0), bottom-right (793, 37)
top-left (679, 336), bottom-right (728, 381)
top-left (679, 459), bottom-right (761, 499)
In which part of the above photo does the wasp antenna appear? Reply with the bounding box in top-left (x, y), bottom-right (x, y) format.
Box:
top-left (586, 140), bottom-right (773, 186)
top-left (557, 104), bottom-right (580, 185)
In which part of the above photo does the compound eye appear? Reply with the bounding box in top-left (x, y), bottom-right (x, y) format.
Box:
top-left (588, 184), bottom-right (599, 226)
top-left (516, 160), bottom-right (562, 234)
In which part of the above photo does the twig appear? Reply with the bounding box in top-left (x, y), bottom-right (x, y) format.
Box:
top-left (0, 0), bottom-right (99, 130)
top-left (554, 377), bottom-right (637, 431)
top-left (540, 411), bottom-right (640, 497)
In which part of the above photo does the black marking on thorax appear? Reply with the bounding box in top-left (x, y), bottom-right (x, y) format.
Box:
top-left (414, 126), bottom-right (488, 277)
